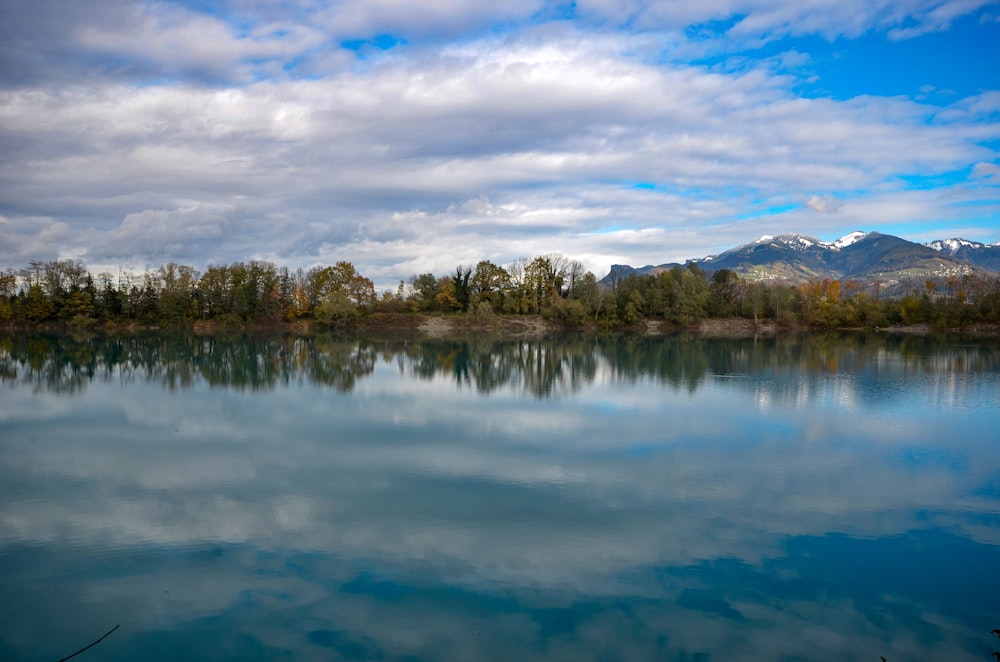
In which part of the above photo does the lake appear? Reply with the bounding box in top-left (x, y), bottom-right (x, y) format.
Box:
top-left (1, 331), bottom-right (998, 661)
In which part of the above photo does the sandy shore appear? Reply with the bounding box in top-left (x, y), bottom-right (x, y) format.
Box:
top-left (417, 316), bottom-right (454, 338)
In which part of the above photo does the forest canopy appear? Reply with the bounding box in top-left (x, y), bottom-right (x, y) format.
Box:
top-left (2, 256), bottom-right (999, 330)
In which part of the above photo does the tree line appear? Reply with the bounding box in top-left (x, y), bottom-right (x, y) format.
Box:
top-left (2, 256), bottom-right (1000, 329)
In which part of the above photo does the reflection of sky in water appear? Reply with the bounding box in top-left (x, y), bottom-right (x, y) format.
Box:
top-left (0, 333), bottom-right (998, 661)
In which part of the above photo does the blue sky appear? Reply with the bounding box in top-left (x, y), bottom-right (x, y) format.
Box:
top-left (0, 0), bottom-right (998, 285)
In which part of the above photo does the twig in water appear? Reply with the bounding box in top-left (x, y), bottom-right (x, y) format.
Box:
top-left (57, 624), bottom-right (120, 662)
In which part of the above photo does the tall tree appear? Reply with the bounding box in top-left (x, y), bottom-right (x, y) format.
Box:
top-left (451, 266), bottom-right (471, 313)
top-left (524, 255), bottom-right (566, 314)
top-left (158, 263), bottom-right (200, 324)
top-left (408, 273), bottom-right (440, 312)
top-left (470, 260), bottom-right (510, 312)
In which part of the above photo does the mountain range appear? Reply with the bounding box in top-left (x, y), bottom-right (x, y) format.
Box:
top-left (603, 232), bottom-right (1000, 288)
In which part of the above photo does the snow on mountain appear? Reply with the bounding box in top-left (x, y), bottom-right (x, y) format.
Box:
top-left (692, 230), bottom-right (999, 270)
top-left (927, 238), bottom-right (986, 254)
top-left (729, 233), bottom-right (823, 253)
top-left (831, 231), bottom-right (868, 249)
top-left (703, 233), bottom-right (839, 263)
top-left (603, 230), bottom-right (1000, 287)
top-left (747, 232), bottom-right (868, 252)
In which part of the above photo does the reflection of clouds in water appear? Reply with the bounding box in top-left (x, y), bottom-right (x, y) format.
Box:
top-left (1, 335), bottom-right (998, 660)
top-left (755, 382), bottom-right (772, 412)
top-left (3, 367), bottom-right (998, 575)
top-left (0, 386), bottom-right (74, 422)
top-left (2, 533), bottom-right (992, 661)
top-left (748, 372), bottom-right (863, 413)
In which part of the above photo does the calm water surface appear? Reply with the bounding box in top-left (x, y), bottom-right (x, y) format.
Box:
top-left (1, 331), bottom-right (998, 661)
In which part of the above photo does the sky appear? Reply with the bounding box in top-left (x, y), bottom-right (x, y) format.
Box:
top-left (1, 0), bottom-right (998, 287)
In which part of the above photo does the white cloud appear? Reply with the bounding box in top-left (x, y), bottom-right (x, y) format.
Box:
top-left (0, 215), bottom-right (73, 263)
top-left (97, 204), bottom-right (232, 262)
top-left (971, 161), bottom-right (1000, 179)
top-left (570, 0), bottom-right (995, 40)
top-left (75, 4), bottom-right (327, 82)
top-left (316, 0), bottom-right (546, 38)
top-left (806, 194), bottom-right (845, 213)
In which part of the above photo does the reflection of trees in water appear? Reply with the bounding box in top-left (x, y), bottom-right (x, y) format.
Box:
top-left (598, 334), bottom-right (712, 393)
top-left (0, 334), bottom-right (98, 394)
top-left (0, 333), bottom-right (379, 394)
top-left (306, 335), bottom-right (377, 392)
top-left (400, 336), bottom-right (601, 398)
top-left (653, 332), bottom-right (1000, 409)
top-left (1, 332), bottom-right (997, 400)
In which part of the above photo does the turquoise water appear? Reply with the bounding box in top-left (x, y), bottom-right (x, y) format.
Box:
top-left (1, 332), bottom-right (998, 661)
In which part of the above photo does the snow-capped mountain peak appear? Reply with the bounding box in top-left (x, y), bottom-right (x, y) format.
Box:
top-left (709, 232), bottom-right (862, 262)
top-left (927, 238), bottom-right (986, 255)
top-left (747, 233), bottom-right (822, 251)
top-left (831, 231), bottom-right (868, 250)
top-left (600, 229), bottom-right (1000, 288)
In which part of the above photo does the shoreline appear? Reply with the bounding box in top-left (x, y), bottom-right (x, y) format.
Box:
top-left (4, 314), bottom-right (999, 338)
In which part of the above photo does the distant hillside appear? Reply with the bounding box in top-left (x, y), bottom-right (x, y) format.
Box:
top-left (602, 231), bottom-right (999, 289)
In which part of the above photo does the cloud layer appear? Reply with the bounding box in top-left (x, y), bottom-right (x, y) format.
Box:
top-left (0, 1), bottom-right (998, 285)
